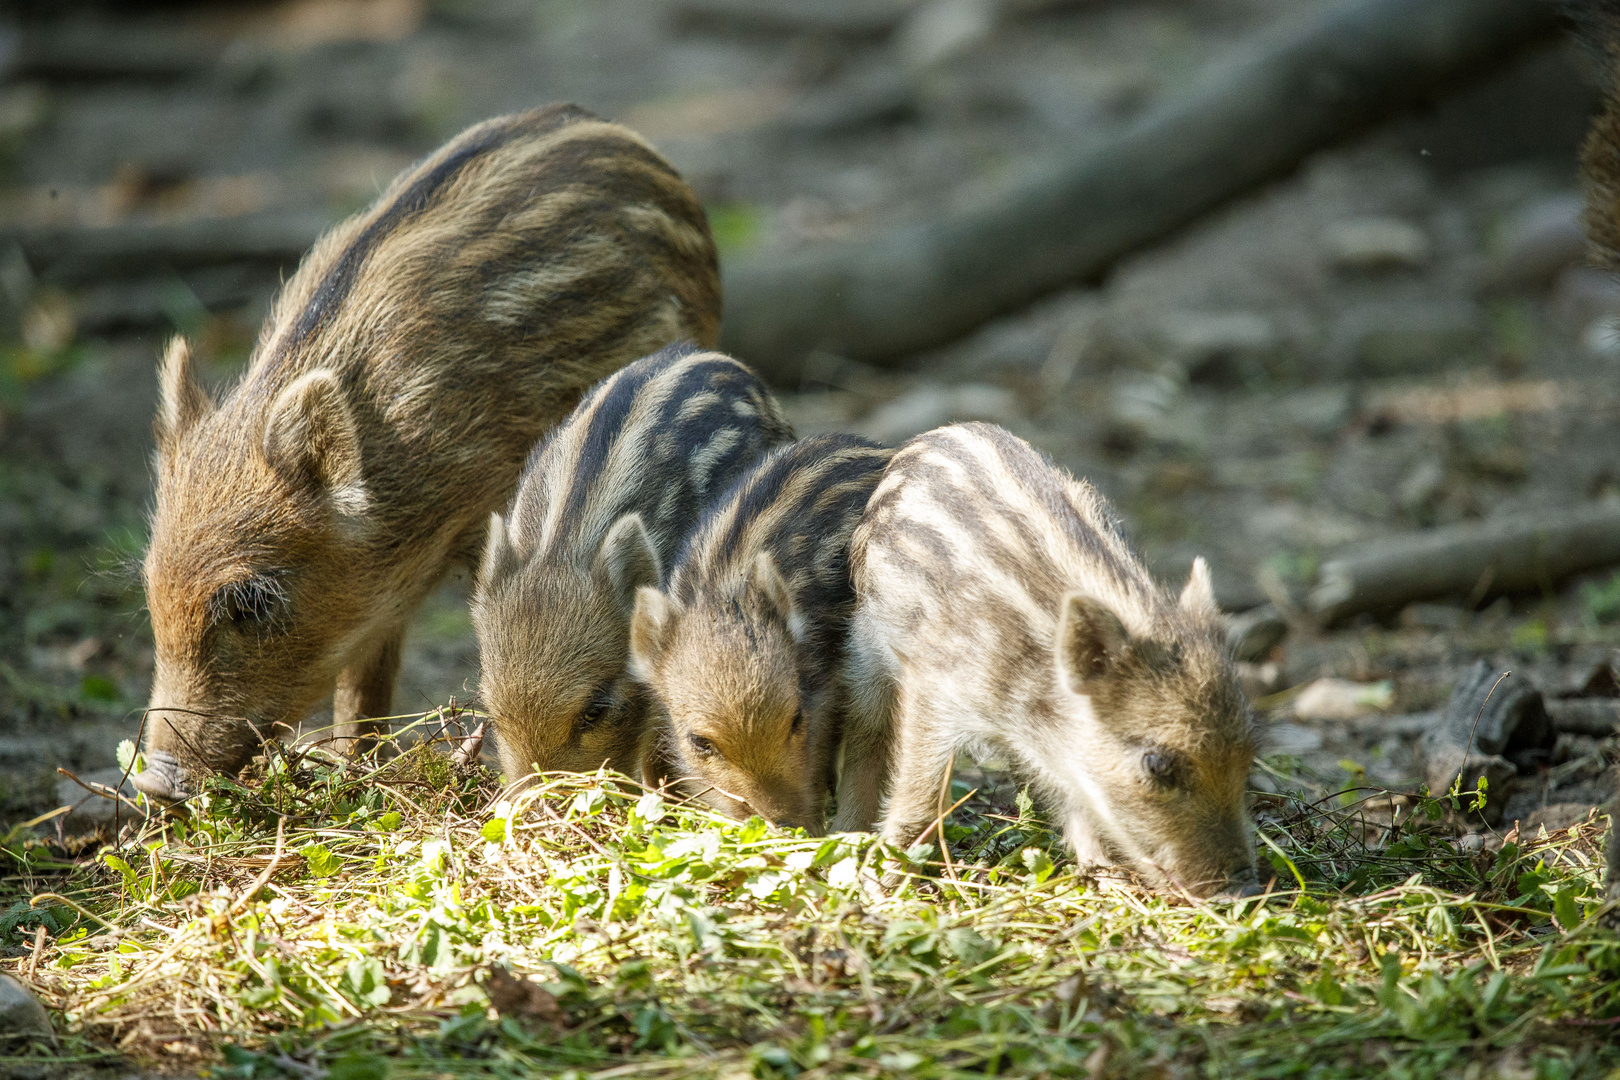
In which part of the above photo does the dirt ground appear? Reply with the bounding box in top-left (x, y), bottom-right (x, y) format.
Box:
top-left (1, 0), bottom-right (1616, 841)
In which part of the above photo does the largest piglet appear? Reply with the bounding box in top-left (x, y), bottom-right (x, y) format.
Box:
top-left (134, 105), bottom-right (719, 800)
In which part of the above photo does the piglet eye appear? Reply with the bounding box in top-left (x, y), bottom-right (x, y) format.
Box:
top-left (1143, 750), bottom-right (1178, 786)
top-left (687, 734), bottom-right (716, 757)
top-left (579, 686), bottom-right (614, 730)
top-left (210, 577), bottom-right (286, 631)
top-left (790, 710), bottom-right (804, 734)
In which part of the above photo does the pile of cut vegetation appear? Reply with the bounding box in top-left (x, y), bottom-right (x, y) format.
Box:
top-left (2, 715), bottom-right (1617, 1079)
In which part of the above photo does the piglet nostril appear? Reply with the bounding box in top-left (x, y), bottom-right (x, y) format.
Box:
top-left (1223, 878), bottom-right (1267, 899)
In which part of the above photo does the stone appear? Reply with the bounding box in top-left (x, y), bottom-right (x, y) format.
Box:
top-left (893, 0), bottom-right (998, 71)
top-left (1154, 310), bottom-right (1278, 382)
top-left (1486, 192), bottom-right (1586, 291)
top-left (1398, 602), bottom-right (1469, 631)
top-left (1292, 678), bottom-right (1394, 721)
top-left (1334, 302), bottom-right (1485, 377)
top-left (1324, 217), bottom-right (1431, 272)
top-left (1268, 722), bottom-right (1324, 755)
top-left (1549, 266), bottom-right (1620, 334)
top-left (858, 382), bottom-right (1020, 444)
top-left (1395, 460), bottom-right (1446, 516)
top-left (1275, 387), bottom-right (1352, 440)
top-left (0, 975), bottom-right (56, 1049)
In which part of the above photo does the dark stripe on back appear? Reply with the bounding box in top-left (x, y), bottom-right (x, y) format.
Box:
top-left (281, 106), bottom-right (593, 360)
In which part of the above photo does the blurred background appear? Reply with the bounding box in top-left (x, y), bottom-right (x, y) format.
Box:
top-left (1, 0), bottom-right (1616, 835)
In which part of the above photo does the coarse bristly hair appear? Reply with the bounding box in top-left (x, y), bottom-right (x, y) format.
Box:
top-left (138, 105), bottom-right (721, 801)
top-left (1568, 0), bottom-right (1620, 906)
top-left (1573, 0), bottom-right (1620, 269)
top-left (472, 346), bottom-right (795, 791)
top-left (841, 422), bottom-right (1260, 897)
top-left (627, 435), bottom-right (894, 835)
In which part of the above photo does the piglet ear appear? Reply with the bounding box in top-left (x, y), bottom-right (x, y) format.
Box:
top-left (594, 513), bottom-right (662, 616)
top-left (1178, 556), bottom-right (1219, 618)
top-left (478, 513), bottom-right (521, 589)
top-left (749, 552), bottom-right (806, 643)
top-left (154, 336), bottom-right (212, 454)
top-left (628, 586), bottom-right (677, 682)
top-left (262, 369), bottom-right (370, 522)
top-left (1055, 592), bottom-right (1129, 696)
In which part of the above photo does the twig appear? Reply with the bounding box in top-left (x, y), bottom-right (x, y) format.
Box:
top-left (29, 893), bottom-right (117, 931)
top-left (55, 767), bottom-right (146, 818)
top-left (27, 926), bottom-right (46, 980)
top-left (230, 816), bottom-right (286, 914)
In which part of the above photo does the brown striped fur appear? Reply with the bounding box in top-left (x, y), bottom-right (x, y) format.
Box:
top-left (843, 423), bottom-right (1259, 896)
top-left (473, 347), bottom-right (794, 789)
top-left (629, 436), bottom-right (894, 834)
top-left (136, 106), bottom-right (719, 799)
top-left (1573, 0), bottom-right (1620, 903)
top-left (1578, 0), bottom-right (1620, 273)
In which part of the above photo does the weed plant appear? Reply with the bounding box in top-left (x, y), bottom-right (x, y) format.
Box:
top-left (1, 713), bottom-right (1616, 1079)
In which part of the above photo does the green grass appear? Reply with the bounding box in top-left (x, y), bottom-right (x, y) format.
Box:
top-left (2, 716), bottom-right (1617, 1079)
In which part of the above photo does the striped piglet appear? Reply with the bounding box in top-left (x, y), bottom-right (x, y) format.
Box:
top-left (842, 423), bottom-right (1260, 896)
top-left (629, 435), bottom-right (894, 833)
top-left (473, 346), bottom-right (794, 789)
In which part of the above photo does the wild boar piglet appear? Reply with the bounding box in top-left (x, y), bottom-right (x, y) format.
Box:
top-left (135, 105), bottom-right (719, 800)
top-left (474, 346), bottom-right (794, 789)
top-left (629, 435), bottom-right (893, 833)
top-left (843, 422), bottom-right (1260, 897)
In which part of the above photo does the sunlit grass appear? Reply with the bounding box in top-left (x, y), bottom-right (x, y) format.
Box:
top-left (1, 715), bottom-right (1616, 1079)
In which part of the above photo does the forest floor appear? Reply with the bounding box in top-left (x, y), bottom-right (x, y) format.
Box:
top-left (0, 0), bottom-right (1617, 1075)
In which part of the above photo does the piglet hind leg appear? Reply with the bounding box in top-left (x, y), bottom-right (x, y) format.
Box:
top-left (875, 686), bottom-right (956, 852)
top-left (831, 631), bottom-right (897, 833)
top-left (329, 628), bottom-right (403, 759)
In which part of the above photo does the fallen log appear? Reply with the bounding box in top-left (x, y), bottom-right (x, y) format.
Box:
top-left (1545, 699), bottom-right (1620, 737)
top-left (7, 211), bottom-right (334, 283)
top-left (8, 21), bottom-right (220, 81)
top-left (719, 0), bottom-right (1563, 381)
top-left (1308, 503), bottom-right (1620, 624)
top-left (671, 0), bottom-right (919, 38)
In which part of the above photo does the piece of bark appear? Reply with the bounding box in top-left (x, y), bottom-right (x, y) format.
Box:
top-left (1308, 503), bottom-right (1620, 623)
top-left (1228, 605), bottom-right (1286, 663)
top-left (1420, 661), bottom-right (1554, 824)
top-left (8, 211), bottom-right (334, 284)
top-left (1545, 698), bottom-right (1620, 737)
top-left (719, 0), bottom-right (1562, 380)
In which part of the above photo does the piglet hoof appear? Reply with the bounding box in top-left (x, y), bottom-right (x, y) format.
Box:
top-left (129, 751), bottom-right (191, 803)
top-left (1220, 877), bottom-right (1268, 900)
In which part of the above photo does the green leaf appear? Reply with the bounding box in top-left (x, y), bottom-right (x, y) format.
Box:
top-left (102, 854), bottom-right (137, 890)
top-left (342, 956), bottom-right (392, 1008)
top-left (481, 818), bottom-right (506, 843)
top-left (327, 1052), bottom-right (389, 1080)
top-left (299, 843), bottom-right (341, 878)
top-left (114, 739), bottom-right (137, 774)
top-left (944, 926), bottom-right (994, 966)
top-left (1549, 884), bottom-right (1583, 931)
top-left (1020, 847), bottom-right (1054, 883)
